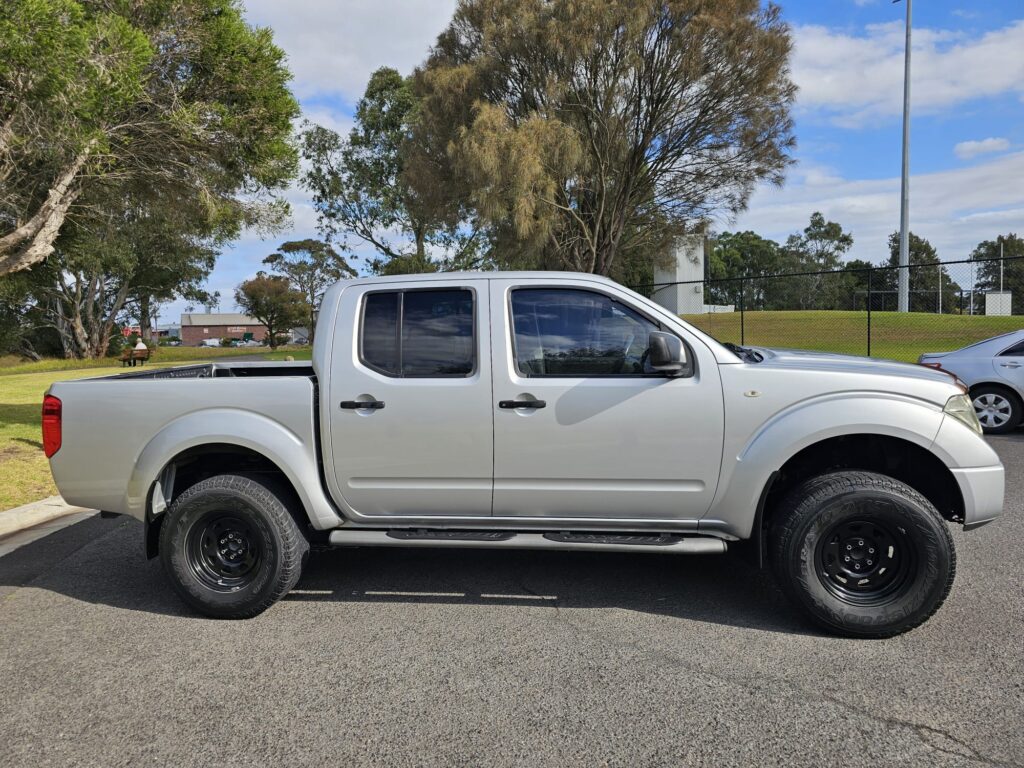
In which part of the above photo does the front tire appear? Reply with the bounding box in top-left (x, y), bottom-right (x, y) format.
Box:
top-left (159, 474), bottom-right (309, 619)
top-left (770, 471), bottom-right (955, 638)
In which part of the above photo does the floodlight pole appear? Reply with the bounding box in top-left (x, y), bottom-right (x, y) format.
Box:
top-left (896, 0), bottom-right (912, 313)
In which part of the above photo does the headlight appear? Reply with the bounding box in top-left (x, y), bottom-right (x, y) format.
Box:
top-left (944, 394), bottom-right (983, 435)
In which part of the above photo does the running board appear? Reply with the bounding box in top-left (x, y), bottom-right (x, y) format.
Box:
top-left (327, 529), bottom-right (727, 554)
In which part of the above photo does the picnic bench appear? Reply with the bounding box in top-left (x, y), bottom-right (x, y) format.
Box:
top-left (120, 348), bottom-right (151, 367)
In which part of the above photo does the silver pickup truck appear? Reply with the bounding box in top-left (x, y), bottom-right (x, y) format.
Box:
top-left (44, 272), bottom-right (1004, 636)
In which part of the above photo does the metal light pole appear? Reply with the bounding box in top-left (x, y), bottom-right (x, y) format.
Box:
top-left (896, 0), bottom-right (912, 312)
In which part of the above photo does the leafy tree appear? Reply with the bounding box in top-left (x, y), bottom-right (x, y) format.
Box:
top-left (971, 234), bottom-right (1024, 314)
top-left (234, 274), bottom-right (307, 350)
top-left (263, 239), bottom-right (356, 343)
top-left (707, 231), bottom-right (797, 308)
top-left (0, 0), bottom-right (299, 275)
top-left (409, 0), bottom-right (796, 277)
top-left (883, 232), bottom-right (961, 313)
top-left (0, 0), bottom-right (151, 273)
top-left (781, 212), bottom-right (856, 309)
top-left (301, 68), bottom-right (481, 275)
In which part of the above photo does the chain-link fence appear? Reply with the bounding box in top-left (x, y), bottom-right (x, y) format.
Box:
top-left (634, 256), bottom-right (1024, 362)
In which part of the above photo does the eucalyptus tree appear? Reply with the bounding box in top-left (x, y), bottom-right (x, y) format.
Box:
top-left (408, 0), bottom-right (796, 277)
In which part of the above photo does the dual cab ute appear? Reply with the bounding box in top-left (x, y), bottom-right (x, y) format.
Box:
top-left (45, 272), bottom-right (1004, 636)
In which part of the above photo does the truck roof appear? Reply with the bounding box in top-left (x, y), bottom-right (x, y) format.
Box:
top-left (344, 270), bottom-right (618, 285)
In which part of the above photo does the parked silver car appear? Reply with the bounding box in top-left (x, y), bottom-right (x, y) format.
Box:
top-left (919, 330), bottom-right (1024, 434)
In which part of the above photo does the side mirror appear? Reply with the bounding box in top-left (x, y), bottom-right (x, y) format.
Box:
top-left (648, 332), bottom-right (687, 375)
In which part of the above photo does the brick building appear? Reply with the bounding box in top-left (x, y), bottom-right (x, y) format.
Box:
top-left (180, 313), bottom-right (268, 346)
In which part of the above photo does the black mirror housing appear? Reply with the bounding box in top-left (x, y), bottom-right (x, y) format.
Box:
top-left (648, 331), bottom-right (687, 375)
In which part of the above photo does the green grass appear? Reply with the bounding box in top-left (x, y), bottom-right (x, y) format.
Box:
top-left (0, 348), bottom-right (312, 511)
top-left (682, 310), bottom-right (1023, 362)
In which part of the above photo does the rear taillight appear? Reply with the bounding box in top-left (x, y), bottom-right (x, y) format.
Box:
top-left (42, 395), bottom-right (61, 458)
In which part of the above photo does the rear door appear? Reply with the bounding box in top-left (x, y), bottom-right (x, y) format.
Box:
top-left (489, 277), bottom-right (724, 521)
top-left (327, 279), bottom-right (493, 517)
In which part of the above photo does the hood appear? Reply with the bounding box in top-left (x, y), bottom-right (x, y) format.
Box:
top-left (750, 346), bottom-right (958, 386)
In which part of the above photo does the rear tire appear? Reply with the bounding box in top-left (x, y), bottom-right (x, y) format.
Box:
top-left (970, 384), bottom-right (1021, 435)
top-left (159, 474), bottom-right (309, 619)
top-left (770, 471), bottom-right (955, 638)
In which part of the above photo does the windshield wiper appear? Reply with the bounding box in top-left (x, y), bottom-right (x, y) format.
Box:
top-left (723, 342), bottom-right (763, 363)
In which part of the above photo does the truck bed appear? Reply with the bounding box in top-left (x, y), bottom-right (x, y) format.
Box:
top-left (106, 360), bottom-right (315, 379)
top-left (46, 362), bottom-right (321, 517)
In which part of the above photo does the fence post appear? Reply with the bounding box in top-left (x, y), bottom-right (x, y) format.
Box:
top-left (866, 268), bottom-right (872, 357)
top-left (739, 278), bottom-right (745, 346)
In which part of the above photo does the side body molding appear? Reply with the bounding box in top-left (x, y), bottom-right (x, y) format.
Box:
top-left (125, 408), bottom-right (344, 530)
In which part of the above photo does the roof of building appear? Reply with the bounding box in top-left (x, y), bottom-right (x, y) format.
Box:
top-left (180, 313), bottom-right (262, 326)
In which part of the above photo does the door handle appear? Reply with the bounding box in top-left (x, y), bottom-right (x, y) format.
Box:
top-left (340, 400), bottom-right (385, 410)
top-left (499, 399), bottom-right (546, 409)
top-left (1000, 363), bottom-right (1021, 369)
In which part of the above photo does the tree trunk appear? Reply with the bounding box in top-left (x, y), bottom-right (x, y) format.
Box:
top-left (139, 294), bottom-right (152, 342)
top-left (0, 143), bottom-right (94, 275)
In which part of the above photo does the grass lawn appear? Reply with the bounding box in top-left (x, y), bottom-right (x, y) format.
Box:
top-left (682, 310), bottom-right (1024, 362)
top-left (0, 347), bottom-right (312, 511)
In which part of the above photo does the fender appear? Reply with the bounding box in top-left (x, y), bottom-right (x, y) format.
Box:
top-left (125, 408), bottom-right (344, 530)
top-left (700, 392), bottom-right (948, 540)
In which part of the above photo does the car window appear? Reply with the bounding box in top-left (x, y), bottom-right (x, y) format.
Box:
top-left (998, 340), bottom-right (1024, 357)
top-left (510, 288), bottom-right (662, 376)
top-left (361, 289), bottom-right (475, 377)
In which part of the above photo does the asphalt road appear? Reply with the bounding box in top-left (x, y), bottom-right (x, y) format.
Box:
top-left (2, 440), bottom-right (1022, 767)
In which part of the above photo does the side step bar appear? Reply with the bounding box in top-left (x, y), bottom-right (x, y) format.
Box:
top-left (328, 529), bottom-right (727, 555)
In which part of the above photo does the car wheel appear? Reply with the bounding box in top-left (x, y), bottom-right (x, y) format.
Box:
top-left (770, 471), bottom-right (955, 638)
top-left (970, 385), bottom-right (1020, 434)
top-left (159, 473), bottom-right (309, 619)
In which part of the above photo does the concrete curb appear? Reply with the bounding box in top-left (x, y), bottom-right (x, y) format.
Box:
top-left (0, 496), bottom-right (91, 540)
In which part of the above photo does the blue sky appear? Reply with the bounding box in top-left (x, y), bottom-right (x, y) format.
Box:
top-left (160, 0), bottom-right (1024, 323)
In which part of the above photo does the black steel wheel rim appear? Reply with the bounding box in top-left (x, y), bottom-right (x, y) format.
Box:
top-left (815, 513), bottom-right (917, 606)
top-left (185, 512), bottom-right (264, 592)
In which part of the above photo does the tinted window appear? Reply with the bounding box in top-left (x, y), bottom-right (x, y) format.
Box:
top-left (999, 341), bottom-right (1024, 357)
top-left (362, 292), bottom-right (399, 374)
top-left (360, 289), bottom-right (474, 377)
top-left (402, 290), bottom-right (474, 375)
top-left (511, 289), bottom-right (661, 376)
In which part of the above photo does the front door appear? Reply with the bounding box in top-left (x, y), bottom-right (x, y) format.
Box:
top-left (489, 278), bottom-right (724, 521)
top-left (327, 279), bottom-right (493, 517)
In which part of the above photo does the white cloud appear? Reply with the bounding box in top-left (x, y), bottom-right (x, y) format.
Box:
top-left (732, 151), bottom-right (1024, 263)
top-left (792, 20), bottom-right (1024, 127)
top-left (954, 137), bottom-right (1011, 160)
top-left (241, 0), bottom-right (457, 103)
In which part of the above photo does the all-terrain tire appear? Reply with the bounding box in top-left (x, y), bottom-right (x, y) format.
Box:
top-left (770, 471), bottom-right (956, 638)
top-left (159, 473), bottom-right (309, 619)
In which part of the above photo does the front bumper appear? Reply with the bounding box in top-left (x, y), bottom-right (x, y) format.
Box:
top-left (951, 465), bottom-right (1005, 529)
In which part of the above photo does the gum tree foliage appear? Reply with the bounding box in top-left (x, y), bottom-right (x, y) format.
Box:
top-left (780, 212), bottom-right (856, 310)
top-left (408, 0), bottom-right (796, 277)
top-left (234, 274), bottom-right (307, 350)
top-left (883, 232), bottom-right (961, 314)
top-left (263, 239), bottom-right (356, 343)
top-left (0, 0), bottom-right (299, 356)
top-left (301, 68), bottom-right (483, 276)
top-left (0, 0), bottom-right (298, 276)
top-left (971, 234), bottom-right (1024, 314)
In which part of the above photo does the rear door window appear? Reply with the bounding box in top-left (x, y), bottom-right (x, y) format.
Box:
top-left (360, 289), bottom-right (475, 377)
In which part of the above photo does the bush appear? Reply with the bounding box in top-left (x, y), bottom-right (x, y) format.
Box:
top-left (220, 337), bottom-right (234, 347)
